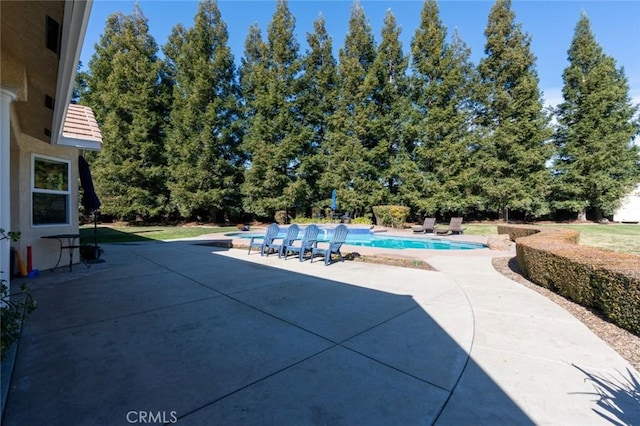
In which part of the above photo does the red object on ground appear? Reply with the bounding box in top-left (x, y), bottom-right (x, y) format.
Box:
top-left (27, 245), bottom-right (33, 272)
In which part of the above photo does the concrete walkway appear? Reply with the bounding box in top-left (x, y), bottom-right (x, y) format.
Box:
top-left (2, 240), bottom-right (639, 425)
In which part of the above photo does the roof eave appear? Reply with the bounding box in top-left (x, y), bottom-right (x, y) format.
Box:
top-left (59, 134), bottom-right (102, 151)
top-left (50, 0), bottom-right (94, 147)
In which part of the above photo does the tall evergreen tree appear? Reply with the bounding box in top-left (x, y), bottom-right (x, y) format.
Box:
top-left (84, 5), bottom-right (171, 220)
top-left (239, 24), bottom-right (267, 119)
top-left (299, 15), bottom-right (338, 213)
top-left (240, 0), bottom-right (309, 218)
top-left (322, 1), bottom-right (378, 217)
top-left (238, 24), bottom-right (270, 214)
top-left (163, 0), bottom-right (243, 222)
top-left (553, 13), bottom-right (640, 220)
top-left (476, 0), bottom-right (552, 219)
top-left (410, 0), bottom-right (478, 217)
top-left (72, 62), bottom-right (88, 104)
top-left (360, 10), bottom-right (413, 207)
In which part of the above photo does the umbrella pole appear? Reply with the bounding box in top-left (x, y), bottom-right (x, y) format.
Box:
top-left (93, 210), bottom-right (98, 250)
top-left (88, 210), bottom-right (105, 264)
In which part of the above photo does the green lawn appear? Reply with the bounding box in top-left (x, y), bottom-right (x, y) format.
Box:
top-left (462, 224), bottom-right (498, 236)
top-left (465, 222), bottom-right (640, 255)
top-left (80, 222), bottom-right (640, 255)
top-left (537, 223), bottom-right (640, 255)
top-left (79, 225), bottom-right (237, 244)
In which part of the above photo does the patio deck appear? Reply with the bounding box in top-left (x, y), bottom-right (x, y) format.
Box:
top-left (2, 237), bottom-right (638, 425)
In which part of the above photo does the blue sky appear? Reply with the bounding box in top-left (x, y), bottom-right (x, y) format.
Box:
top-left (80, 0), bottom-right (640, 108)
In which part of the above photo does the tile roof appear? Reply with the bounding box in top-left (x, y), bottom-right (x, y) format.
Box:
top-left (62, 104), bottom-right (102, 142)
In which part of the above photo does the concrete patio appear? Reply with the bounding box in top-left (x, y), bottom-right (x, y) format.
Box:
top-left (2, 238), bottom-right (639, 425)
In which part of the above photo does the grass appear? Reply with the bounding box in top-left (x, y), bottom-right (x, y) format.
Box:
top-left (79, 225), bottom-right (237, 244)
top-left (461, 224), bottom-right (498, 236)
top-left (537, 223), bottom-right (640, 255)
top-left (462, 222), bottom-right (640, 255)
top-left (80, 221), bottom-right (640, 256)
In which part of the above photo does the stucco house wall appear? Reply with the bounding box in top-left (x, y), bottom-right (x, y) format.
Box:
top-left (613, 184), bottom-right (640, 223)
top-left (10, 108), bottom-right (81, 270)
top-left (1, 0), bottom-right (97, 286)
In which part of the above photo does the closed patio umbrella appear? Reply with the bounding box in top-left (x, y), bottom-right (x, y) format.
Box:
top-left (79, 155), bottom-right (100, 213)
top-left (78, 155), bottom-right (103, 263)
top-left (331, 189), bottom-right (338, 211)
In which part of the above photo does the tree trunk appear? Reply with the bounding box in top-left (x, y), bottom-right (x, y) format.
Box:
top-left (577, 209), bottom-right (587, 221)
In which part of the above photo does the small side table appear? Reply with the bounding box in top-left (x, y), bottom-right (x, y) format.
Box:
top-left (41, 234), bottom-right (81, 272)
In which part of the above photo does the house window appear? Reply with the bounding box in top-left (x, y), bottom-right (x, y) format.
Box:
top-left (32, 155), bottom-right (70, 226)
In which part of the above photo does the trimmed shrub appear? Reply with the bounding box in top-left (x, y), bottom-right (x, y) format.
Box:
top-left (292, 216), bottom-right (373, 225)
top-left (372, 205), bottom-right (410, 228)
top-left (351, 216), bottom-right (373, 225)
top-left (499, 224), bottom-right (640, 335)
top-left (274, 210), bottom-right (289, 225)
top-left (292, 217), bottom-right (329, 224)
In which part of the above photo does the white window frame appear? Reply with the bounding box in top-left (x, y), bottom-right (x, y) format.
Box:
top-left (31, 154), bottom-right (71, 227)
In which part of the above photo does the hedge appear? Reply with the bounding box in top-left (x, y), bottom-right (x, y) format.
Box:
top-left (497, 224), bottom-right (640, 336)
top-left (372, 205), bottom-right (410, 229)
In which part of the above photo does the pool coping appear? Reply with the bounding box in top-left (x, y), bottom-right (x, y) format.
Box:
top-left (183, 225), bottom-right (510, 260)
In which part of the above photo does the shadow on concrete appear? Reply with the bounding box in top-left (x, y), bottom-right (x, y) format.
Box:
top-left (79, 225), bottom-right (161, 244)
top-left (2, 241), bottom-right (532, 425)
top-left (573, 364), bottom-right (640, 425)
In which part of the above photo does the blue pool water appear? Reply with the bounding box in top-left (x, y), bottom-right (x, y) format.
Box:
top-left (228, 226), bottom-right (485, 250)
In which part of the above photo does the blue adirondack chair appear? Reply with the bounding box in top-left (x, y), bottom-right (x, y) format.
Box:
top-left (248, 223), bottom-right (280, 256)
top-left (311, 224), bottom-right (349, 266)
top-left (283, 224), bottom-right (320, 261)
top-left (269, 224), bottom-right (300, 258)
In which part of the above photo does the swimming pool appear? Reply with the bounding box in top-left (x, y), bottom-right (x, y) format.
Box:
top-left (228, 226), bottom-right (485, 250)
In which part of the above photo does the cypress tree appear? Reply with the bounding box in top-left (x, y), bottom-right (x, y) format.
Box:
top-left (240, 0), bottom-right (309, 218)
top-left (163, 0), bottom-right (243, 222)
top-left (476, 0), bottom-right (552, 219)
top-left (322, 1), bottom-right (378, 217)
top-left (84, 5), bottom-right (171, 221)
top-left (553, 13), bottom-right (640, 220)
top-left (72, 62), bottom-right (88, 104)
top-left (360, 9), bottom-right (412, 207)
top-left (239, 24), bottom-right (267, 119)
top-left (410, 0), bottom-right (478, 217)
top-left (299, 15), bottom-right (338, 214)
top-left (238, 24), bottom-right (270, 216)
